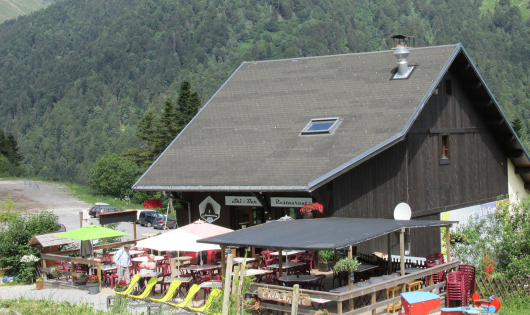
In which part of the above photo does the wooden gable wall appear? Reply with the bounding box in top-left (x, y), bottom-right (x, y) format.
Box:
top-left (329, 66), bottom-right (508, 257)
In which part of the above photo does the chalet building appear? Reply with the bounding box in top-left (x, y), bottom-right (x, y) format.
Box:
top-left (133, 43), bottom-right (530, 257)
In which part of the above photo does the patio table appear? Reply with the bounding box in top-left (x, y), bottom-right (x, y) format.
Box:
top-left (355, 264), bottom-right (378, 273)
top-left (180, 264), bottom-right (219, 272)
top-left (270, 250), bottom-right (305, 257)
top-left (405, 267), bottom-right (425, 274)
top-left (108, 250), bottom-right (144, 256)
top-left (131, 255), bottom-right (164, 262)
top-left (230, 257), bottom-right (256, 264)
top-left (266, 261), bottom-right (306, 270)
top-left (279, 274), bottom-right (317, 283)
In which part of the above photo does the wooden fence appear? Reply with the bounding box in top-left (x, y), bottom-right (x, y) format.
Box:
top-left (476, 276), bottom-right (530, 299)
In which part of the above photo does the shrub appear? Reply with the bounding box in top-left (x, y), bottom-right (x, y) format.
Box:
top-left (0, 211), bottom-right (58, 283)
top-left (319, 250), bottom-right (334, 263)
top-left (87, 154), bottom-right (142, 198)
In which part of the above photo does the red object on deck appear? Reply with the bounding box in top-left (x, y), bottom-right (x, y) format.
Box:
top-left (401, 292), bottom-right (441, 315)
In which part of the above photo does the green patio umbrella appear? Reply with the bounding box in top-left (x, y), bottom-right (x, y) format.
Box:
top-left (55, 225), bottom-right (128, 241)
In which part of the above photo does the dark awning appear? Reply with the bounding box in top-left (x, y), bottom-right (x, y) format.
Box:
top-left (198, 217), bottom-right (456, 251)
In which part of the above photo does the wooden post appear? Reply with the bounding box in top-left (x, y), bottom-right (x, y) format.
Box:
top-left (232, 266), bottom-right (239, 295)
top-left (97, 263), bottom-right (102, 288)
top-left (337, 301), bottom-right (343, 314)
top-left (222, 254), bottom-right (234, 315)
top-left (387, 233), bottom-right (392, 274)
top-left (348, 245), bottom-right (353, 311)
top-left (371, 292), bottom-right (376, 315)
top-left (79, 211), bottom-right (83, 228)
top-left (101, 224), bottom-right (105, 246)
top-left (221, 246), bottom-right (226, 280)
top-left (133, 221), bottom-right (137, 240)
top-left (291, 284), bottom-right (300, 315)
top-left (278, 249), bottom-right (283, 277)
top-left (236, 260), bottom-right (246, 314)
top-left (445, 226), bottom-right (451, 262)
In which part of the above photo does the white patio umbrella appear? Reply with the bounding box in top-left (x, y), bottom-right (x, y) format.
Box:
top-left (136, 229), bottom-right (221, 275)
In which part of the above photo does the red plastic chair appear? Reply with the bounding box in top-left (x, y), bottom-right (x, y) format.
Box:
top-left (458, 264), bottom-right (476, 304)
top-left (446, 271), bottom-right (467, 307)
top-left (156, 272), bottom-right (172, 294)
top-left (303, 252), bottom-right (316, 271)
top-left (102, 269), bottom-right (118, 288)
top-left (53, 261), bottom-right (70, 281)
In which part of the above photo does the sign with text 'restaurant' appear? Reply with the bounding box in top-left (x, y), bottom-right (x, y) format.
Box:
top-left (271, 197), bottom-right (312, 207)
top-left (225, 196), bottom-right (262, 206)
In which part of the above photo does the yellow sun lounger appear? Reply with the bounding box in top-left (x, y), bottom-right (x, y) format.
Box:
top-left (187, 288), bottom-right (222, 314)
top-left (114, 274), bottom-right (141, 296)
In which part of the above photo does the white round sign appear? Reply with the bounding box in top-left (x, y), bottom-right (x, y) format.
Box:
top-left (394, 202), bottom-right (412, 220)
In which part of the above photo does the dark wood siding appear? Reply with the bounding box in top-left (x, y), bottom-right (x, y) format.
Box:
top-left (331, 68), bottom-right (508, 257)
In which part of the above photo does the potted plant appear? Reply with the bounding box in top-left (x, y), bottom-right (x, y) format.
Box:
top-left (300, 202), bottom-right (324, 219)
top-left (75, 272), bottom-right (88, 284)
top-left (86, 275), bottom-right (100, 295)
top-left (334, 257), bottom-right (360, 284)
top-left (20, 254), bottom-right (40, 266)
top-left (316, 309), bottom-right (332, 315)
top-left (243, 298), bottom-right (260, 311)
top-left (113, 280), bottom-right (128, 292)
top-left (319, 250), bottom-right (334, 272)
top-left (49, 267), bottom-right (62, 278)
top-left (35, 278), bottom-right (44, 290)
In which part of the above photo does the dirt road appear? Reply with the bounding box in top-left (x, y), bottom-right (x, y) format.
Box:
top-left (0, 180), bottom-right (154, 240)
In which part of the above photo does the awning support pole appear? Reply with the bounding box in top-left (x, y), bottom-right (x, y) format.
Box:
top-left (278, 249), bottom-right (283, 277)
top-left (348, 245), bottom-right (353, 311)
top-left (387, 233), bottom-right (392, 274)
top-left (221, 254), bottom-right (233, 315)
top-left (221, 246), bottom-right (226, 281)
top-left (400, 228), bottom-right (405, 292)
top-left (445, 225), bottom-right (451, 262)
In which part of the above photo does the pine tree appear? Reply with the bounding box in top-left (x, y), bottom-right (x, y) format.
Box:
top-left (176, 81), bottom-right (200, 130)
top-left (512, 117), bottom-right (525, 139)
top-left (154, 97), bottom-right (178, 156)
top-left (5, 133), bottom-right (22, 166)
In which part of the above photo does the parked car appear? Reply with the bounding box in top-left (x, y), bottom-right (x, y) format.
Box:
top-left (153, 216), bottom-right (177, 230)
top-left (88, 202), bottom-right (110, 217)
top-left (125, 209), bottom-right (151, 221)
top-left (95, 207), bottom-right (122, 218)
top-left (55, 223), bottom-right (67, 232)
top-left (138, 211), bottom-right (165, 227)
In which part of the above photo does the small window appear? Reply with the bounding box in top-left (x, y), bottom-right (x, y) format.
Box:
top-left (445, 80), bottom-right (452, 95)
top-left (301, 117), bottom-right (340, 135)
top-left (441, 134), bottom-right (450, 164)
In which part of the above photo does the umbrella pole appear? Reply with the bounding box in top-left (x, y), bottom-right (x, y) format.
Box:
top-left (178, 251), bottom-right (180, 278)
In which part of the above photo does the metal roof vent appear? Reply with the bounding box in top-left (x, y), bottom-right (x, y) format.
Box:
top-left (391, 35), bottom-right (415, 79)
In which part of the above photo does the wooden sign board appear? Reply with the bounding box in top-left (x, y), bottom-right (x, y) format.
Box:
top-left (257, 288), bottom-right (312, 306)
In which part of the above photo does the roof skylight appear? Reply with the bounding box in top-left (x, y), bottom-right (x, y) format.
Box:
top-left (300, 117), bottom-right (340, 135)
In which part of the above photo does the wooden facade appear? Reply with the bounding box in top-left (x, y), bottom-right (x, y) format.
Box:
top-left (325, 67), bottom-right (507, 257)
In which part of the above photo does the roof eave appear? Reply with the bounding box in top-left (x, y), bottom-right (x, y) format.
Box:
top-left (133, 185), bottom-right (309, 192)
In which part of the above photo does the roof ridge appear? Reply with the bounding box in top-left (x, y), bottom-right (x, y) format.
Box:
top-left (245, 44), bottom-right (460, 64)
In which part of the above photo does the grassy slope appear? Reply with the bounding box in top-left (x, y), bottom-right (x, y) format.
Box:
top-left (0, 0), bottom-right (50, 23)
top-left (480, 0), bottom-right (530, 19)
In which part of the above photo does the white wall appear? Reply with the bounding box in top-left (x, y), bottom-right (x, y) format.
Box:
top-left (508, 159), bottom-right (529, 203)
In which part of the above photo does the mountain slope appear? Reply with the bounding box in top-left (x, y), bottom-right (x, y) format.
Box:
top-left (0, 0), bottom-right (530, 183)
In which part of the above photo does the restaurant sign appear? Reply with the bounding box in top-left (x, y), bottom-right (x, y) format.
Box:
top-left (257, 288), bottom-right (311, 306)
top-left (199, 196), bottom-right (221, 223)
top-left (271, 197), bottom-right (312, 207)
top-left (225, 196), bottom-right (262, 206)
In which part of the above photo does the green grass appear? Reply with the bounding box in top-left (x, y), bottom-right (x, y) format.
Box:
top-left (0, 298), bottom-right (121, 315)
top-left (0, 0), bottom-right (51, 23)
top-left (479, 0), bottom-right (530, 20)
top-left (498, 295), bottom-right (530, 315)
top-left (60, 181), bottom-right (144, 210)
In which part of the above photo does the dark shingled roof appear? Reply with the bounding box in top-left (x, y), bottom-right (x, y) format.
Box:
top-left (198, 217), bottom-right (455, 250)
top-left (133, 43), bottom-right (530, 192)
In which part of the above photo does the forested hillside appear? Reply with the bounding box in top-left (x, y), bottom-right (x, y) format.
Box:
top-left (1, 0), bottom-right (530, 183)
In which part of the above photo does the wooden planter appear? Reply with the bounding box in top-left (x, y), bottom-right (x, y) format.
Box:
top-left (35, 280), bottom-right (44, 290)
top-left (243, 301), bottom-right (260, 311)
top-left (318, 262), bottom-right (329, 272)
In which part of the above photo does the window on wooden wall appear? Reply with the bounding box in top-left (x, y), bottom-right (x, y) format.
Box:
top-left (440, 134), bottom-right (450, 165)
top-left (445, 80), bottom-right (453, 95)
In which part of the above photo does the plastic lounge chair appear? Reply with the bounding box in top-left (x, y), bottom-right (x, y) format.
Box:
top-left (128, 277), bottom-right (159, 306)
top-left (114, 274), bottom-right (141, 295)
top-left (146, 280), bottom-right (182, 314)
top-left (187, 288), bottom-right (222, 314)
top-left (167, 284), bottom-right (201, 312)
top-left (151, 280), bottom-right (182, 303)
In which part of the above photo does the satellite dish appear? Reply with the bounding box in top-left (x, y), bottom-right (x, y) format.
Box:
top-left (394, 202), bottom-right (412, 220)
